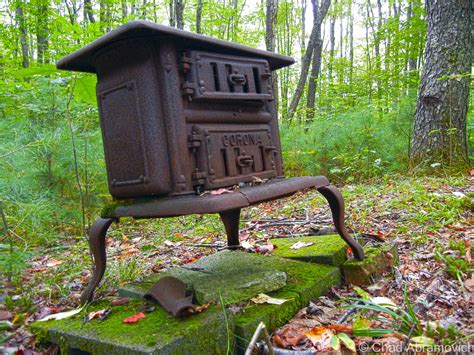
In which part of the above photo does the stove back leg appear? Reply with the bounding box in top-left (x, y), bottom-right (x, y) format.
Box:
top-left (81, 218), bottom-right (115, 304)
top-left (219, 208), bottom-right (241, 248)
top-left (317, 185), bottom-right (365, 260)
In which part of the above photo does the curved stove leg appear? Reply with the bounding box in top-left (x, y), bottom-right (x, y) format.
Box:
top-left (318, 185), bottom-right (365, 260)
top-left (219, 208), bottom-right (241, 249)
top-left (81, 218), bottom-right (115, 304)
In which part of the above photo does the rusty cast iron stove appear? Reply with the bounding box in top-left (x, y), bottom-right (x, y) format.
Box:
top-left (56, 21), bottom-right (364, 305)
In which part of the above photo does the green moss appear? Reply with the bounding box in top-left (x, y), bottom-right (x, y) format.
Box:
top-left (32, 299), bottom-right (232, 354)
top-left (343, 244), bottom-right (399, 286)
top-left (32, 252), bottom-right (343, 354)
top-left (271, 234), bottom-right (347, 266)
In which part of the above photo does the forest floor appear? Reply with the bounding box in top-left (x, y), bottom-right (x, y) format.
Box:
top-left (1, 174), bottom-right (473, 353)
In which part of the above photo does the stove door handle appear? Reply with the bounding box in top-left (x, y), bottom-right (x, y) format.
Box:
top-left (237, 155), bottom-right (254, 167)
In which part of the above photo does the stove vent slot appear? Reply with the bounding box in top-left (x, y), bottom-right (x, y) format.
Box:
top-left (185, 51), bottom-right (273, 101)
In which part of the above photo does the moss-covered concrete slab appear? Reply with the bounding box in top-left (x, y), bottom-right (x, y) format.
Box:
top-left (232, 255), bottom-right (341, 352)
top-left (271, 234), bottom-right (347, 266)
top-left (119, 251), bottom-right (288, 304)
top-left (31, 299), bottom-right (232, 355)
top-left (343, 243), bottom-right (399, 286)
top-left (32, 251), bottom-right (342, 354)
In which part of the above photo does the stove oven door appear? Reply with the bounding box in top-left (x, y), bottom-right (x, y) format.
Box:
top-left (188, 124), bottom-right (277, 191)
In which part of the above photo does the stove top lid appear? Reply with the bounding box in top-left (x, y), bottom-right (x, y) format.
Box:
top-left (57, 20), bottom-right (295, 73)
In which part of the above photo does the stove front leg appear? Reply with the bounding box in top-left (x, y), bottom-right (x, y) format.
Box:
top-left (81, 218), bottom-right (115, 304)
top-left (318, 185), bottom-right (365, 260)
top-left (219, 208), bottom-right (241, 249)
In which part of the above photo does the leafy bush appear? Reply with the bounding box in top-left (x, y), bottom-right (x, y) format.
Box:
top-left (280, 97), bottom-right (415, 182)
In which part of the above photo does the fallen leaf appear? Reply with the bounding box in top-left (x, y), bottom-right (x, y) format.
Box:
top-left (0, 311), bottom-right (13, 321)
top-left (123, 312), bottom-right (145, 324)
top-left (305, 326), bottom-right (334, 351)
top-left (37, 306), bottom-right (84, 322)
top-left (110, 297), bottom-right (129, 306)
top-left (240, 240), bottom-right (254, 250)
top-left (163, 240), bottom-right (175, 247)
top-left (465, 278), bottom-right (474, 293)
top-left (255, 241), bottom-right (276, 254)
top-left (88, 308), bottom-right (110, 321)
top-left (46, 259), bottom-right (65, 267)
top-left (371, 296), bottom-right (398, 309)
top-left (330, 334), bottom-right (341, 351)
top-left (290, 241), bottom-right (314, 249)
top-left (272, 327), bottom-right (306, 347)
top-left (251, 293), bottom-right (290, 305)
top-left (194, 302), bottom-right (211, 313)
top-left (446, 224), bottom-right (467, 232)
top-left (210, 188), bottom-right (232, 195)
top-left (327, 324), bottom-right (353, 334)
top-left (337, 333), bottom-right (356, 352)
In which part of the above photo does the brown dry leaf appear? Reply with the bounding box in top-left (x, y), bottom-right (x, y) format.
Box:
top-left (194, 302), bottom-right (211, 313)
top-left (305, 326), bottom-right (334, 351)
top-left (46, 259), bottom-right (65, 267)
top-left (0, 310), bottom-right (13, 321)
top-left (251, 293), bottom-right (290, 305)
top-left (327, 324), bottom-right (353, 334)
top-left (210, 188), bottom-right (232, 195)
top-left (88, 308), bottom-right (110, 321)
top-left (465, 239), bottom-right (472, 263)
top-left (273, 327), bottom-right (306, 347)
top-left (110, 297), bottom-right (129, 306)
top-left (464, 278), bottom-right (474, 293)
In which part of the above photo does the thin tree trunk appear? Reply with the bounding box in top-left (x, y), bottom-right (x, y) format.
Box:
top-left (266, 0), bottom-right (279, 112)
top-left (306, 0), bottom-right (326, 122)
top-left (175, 0), bottom-right (185, 29)
top-left (410, 0), bottom-right (471, 167)
top-left (15, 2), bottom-right (29, 68)
top-left (348, 1), bottom-right (353, 89)
top-left (84, 0), bottom-right (95, 23)
top-left (328, 1), bottom-right (335, 81)
top-left (288, 0), bottom-right (330, 122)
top-left (196, 0), bottom-right (203, 33)
top-left (36, 0), bottom-right (48, 64)
top-left (300, 0), bottom-right (306, 63)
top-left (169, 0), bottom-right (175, 27)
top-left (122, 0), bottom-right (128, 21)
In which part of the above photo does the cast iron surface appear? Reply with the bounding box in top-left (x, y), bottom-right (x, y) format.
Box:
top-left (55, 21), bottom-right (365, 308)
top-left (145, 276), bottom-right (196, 317)
top-left (81, 177), bottom-right (365, 304)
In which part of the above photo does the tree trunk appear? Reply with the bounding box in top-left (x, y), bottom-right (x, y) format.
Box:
top-left (36, 0), bottom-right (49, 64)
top-left (265, 0), bottom-right (279, 111)
top-left (169, 0), bottom-right (176, 27)
top-left (15, 3), bottom-right (29, 68)
top-left (175, 0), bottom-right (185, 29)
top-left (287, 0), bottom-right (330, 122)
top-left (84, 0), bottom-right (95, 23)
top-left (410, 0), bottom-right (471, 167)
top-left (196, 0), bottom-right (203, 33)
top-left (328, 1), bottom-right (335, 80)
top-left (306, 0), bottom-right (326, 122)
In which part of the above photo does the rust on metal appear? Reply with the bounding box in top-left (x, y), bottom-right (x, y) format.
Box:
top-left (145, 277), bottom-right (196, 317)
top-left (56, 21), bottom-right (365, 309)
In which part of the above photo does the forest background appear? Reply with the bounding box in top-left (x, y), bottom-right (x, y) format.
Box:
top-left (0, 0), bottom-right (472, 271)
